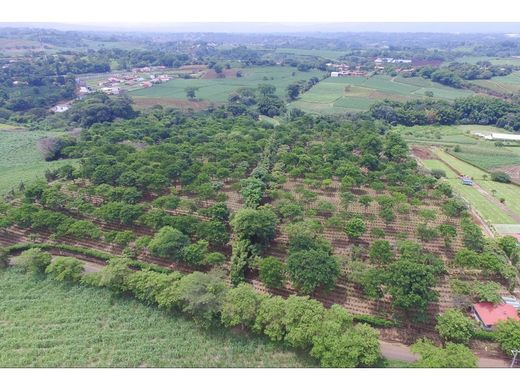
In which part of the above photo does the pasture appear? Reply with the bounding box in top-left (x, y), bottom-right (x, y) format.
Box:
top-left (0, 268), bottom-right (313, 368)
top-left (455, 56), bottom-right (520, 66)
top-left (130, 66), bottom-right (326, 104)
top-left (289, 75), bottom-right (475, 114)
top-left (0, 130), bottom-right (76, 195)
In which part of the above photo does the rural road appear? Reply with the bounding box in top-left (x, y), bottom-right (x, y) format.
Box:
top-left (380, 341), bottom-right (511, 367)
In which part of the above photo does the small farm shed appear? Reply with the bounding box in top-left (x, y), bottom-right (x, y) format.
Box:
top-left (472, 302), bottom-right (520, 330)
top-left (461, 177), bottom-right (473, 186)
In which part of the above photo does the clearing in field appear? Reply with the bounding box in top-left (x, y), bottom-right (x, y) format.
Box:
top-left (0, 130), bottom-right (77, 196)
top-left (129, 66), bottom-right (326, 105)
top-left (289, 75), bottom-right (475, 114)
top-left (0, 268), bottom-right (313, 368)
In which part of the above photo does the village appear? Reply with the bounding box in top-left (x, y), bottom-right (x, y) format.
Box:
top-left (328, 57), bottom-right (414, 77)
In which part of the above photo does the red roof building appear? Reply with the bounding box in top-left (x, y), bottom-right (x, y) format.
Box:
top-left (473, 302), bottom-right (520, 329)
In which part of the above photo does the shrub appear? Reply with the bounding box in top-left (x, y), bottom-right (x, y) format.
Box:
top-left (259, 256), bottom-right (286, 289)
top-left (45, 256), bottom-right (84, 283)
top-left (431, 169), bottom-right (446, 179)
top-left (89, 257), bottom-right (132, 294)
top-left (204, 252), bottom-right (226, 265)
top-left (66, 220), bottom-right (102, 239)
top-left (369, 240), bottom-right (394, 264)
top-left (181, 240), bottom-right (209, 265)
top-left (275, 200), bottom-right (304, 221)
top-left (221, 283), bottom-right (263, 328)
top-left (0, 248), bottom-right (9, 269)
top-left (436, 309), bottom-right (476, 344)
top-left (442, 199), bottom-right (466, 217)
top-left (491, 172), bottom-right (511, 183)
top-left (495, 319), bottom-right (520, 356)
top-left (344, 217), bottom-right (366, 239)
top-left (287, 249), bottom-right (339, 294)
top-left (15, 248), bottom-right (52, 275)
top-left (371, 227), bottom-right (385, 238)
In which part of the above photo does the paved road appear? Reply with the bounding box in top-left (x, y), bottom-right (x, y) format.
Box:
top-left (380, 341), bottom-right (511, 367)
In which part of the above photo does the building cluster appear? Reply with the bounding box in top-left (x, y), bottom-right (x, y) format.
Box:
top-left (327, 63), bottom-right (367, 77)
top-left (474, 132), bottom-right (520, 142)
top-left (95, 67), bottom-right (172, 95)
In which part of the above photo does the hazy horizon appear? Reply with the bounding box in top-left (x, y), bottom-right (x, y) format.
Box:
top-left (1, 22), bottom-right (520, 34)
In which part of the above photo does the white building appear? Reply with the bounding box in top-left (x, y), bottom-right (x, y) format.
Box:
top-left (51, 104), bottom-right (70, 113)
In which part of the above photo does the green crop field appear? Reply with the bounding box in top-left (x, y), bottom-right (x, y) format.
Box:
top-left (470, 72), bottom-right (520, 94)
top-left (129, 66), bottom-right (326, 103)
top-left (0, 268), bottom-right (314, 368)
top-left (274, 48), bottom-right (346, 60)
top-left (289, 75), bottom-right (475, 114)
top-left (0, 130), bottom-right (77, 195)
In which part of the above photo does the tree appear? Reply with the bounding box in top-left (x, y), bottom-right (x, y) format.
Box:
top-left (385, 260), bottom-right (438, 320)
top-left (311, 322), bottom-right (380, 368)
top-left (185, 87), bottom-right (199, 100)
top-left (15, 248), bottom-right (51, 276)
top-left (369, 240), bottom-right (394, 264)
top-left (344, 217), bottom-right (366, 239)
top-left (283, 296), bottom-right (325, 349)
top-left (461, 218), bottom-right (485, 252)
top-left (286, 82), bottom-right (301, 101)
top-left (287, 249), bottom-right (340, 294)
top-left (436, 309), bottom-right (476, 345)
top-left (439, 224), bottom-right (457, 248)
top-left (221, 283), bottom-right (263, 328)
top-left (230, 207), bottom-right (278, 245)
top-left (173, 271), bottom-right (228, 328)
top-left (0, 248), bottom-right (9, 269)
top-left (259, 256), bottom-right (286, 289)
top-left (411, 339), bottom-right (477, 368)
top-left (148, 226), bottom-right (189, 261)
top-left (90, 257), bottom-right (132, 294)
top-left (498, 236), bottom-right (518, 259)
top-left (495, 319), bottom-right (520, 357)
top-left (126, 270), bottom-right (182, 304)
top-left (253, 295), bottom-right (287, 342)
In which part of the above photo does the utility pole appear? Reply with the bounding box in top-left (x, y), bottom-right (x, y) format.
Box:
top-left (510, 350), bottom-right (520, 368)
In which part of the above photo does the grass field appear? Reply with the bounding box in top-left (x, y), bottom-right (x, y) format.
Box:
top-left (396, 124), bottom-right (520, 169)
top-left (130, 66), bottom-right (326, 103)
top-left (0, 130), bottom-right (77, 195)
top-left (434, 149), bottom-right (520, 220)
top-left (0, 268), bottom-right (314, 367)
top-left (422, 158), bottom-right (515, 224)
top-left (455, 56), bottom-right (520, 66)
top-left (289, 75), bottom-right (474, 114)
top-left (470, 72), bottom-right (520, 94)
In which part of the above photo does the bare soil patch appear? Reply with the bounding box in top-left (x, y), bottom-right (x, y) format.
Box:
top-left (411, 145), bottom-right (434, 159)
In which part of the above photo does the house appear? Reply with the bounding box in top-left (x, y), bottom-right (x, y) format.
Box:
top-left (100, 87), bottom-right (121, 95)
top-left (461, 176), bottom-right (473, 186)
top-left (330, 72), bottom-right (339, 77)
top-left (502, 296), bottom-right (520, 310)
top-left (51, 104), bottom-right (70, 113)
top-left (472, 302), bottom-right (520, 330)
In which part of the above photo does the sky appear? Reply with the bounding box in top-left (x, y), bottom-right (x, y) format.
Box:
top-left (1, 0), bottom-right (519, 25)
